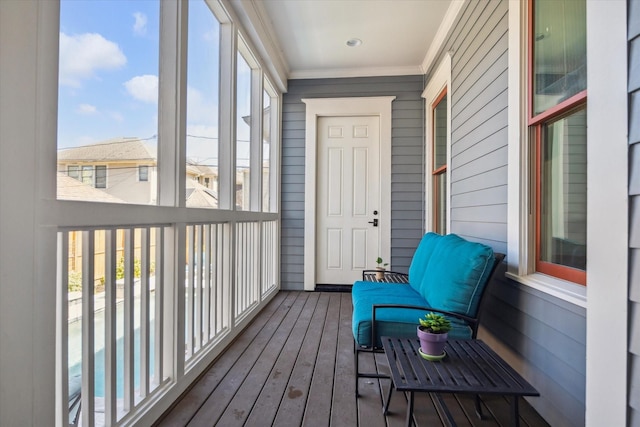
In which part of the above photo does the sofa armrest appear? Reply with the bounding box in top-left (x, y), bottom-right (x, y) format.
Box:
top-left (362, 270), bottom-right (409, 283)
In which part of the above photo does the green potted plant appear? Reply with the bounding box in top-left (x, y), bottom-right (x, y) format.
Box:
top-left (417, 312), bottom-right (451, 360)
top-left (375, 257), bottom-right (389, 280)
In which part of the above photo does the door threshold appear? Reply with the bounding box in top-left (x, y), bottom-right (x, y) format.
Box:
top-left (314, 284), bottom-right (352, 293)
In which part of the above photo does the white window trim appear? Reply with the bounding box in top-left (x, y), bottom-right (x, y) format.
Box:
top-left (507, 2), bottom-right (628, 424)
top-left (422, 53), bottom-right (452, 234)
top-left (505, 0), bottom-right (588, 307)
top-left (301, 96), bottom-right (395, 291)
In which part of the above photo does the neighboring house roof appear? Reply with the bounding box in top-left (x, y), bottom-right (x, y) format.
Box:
top-left (58, 138), bottom-right (156, 162)
top-left (186, 161), bottom-right (217, 177)
top-left (186, 178), bottom-right (218, 208)
top-left (57, 173), bottom-right (124, 203)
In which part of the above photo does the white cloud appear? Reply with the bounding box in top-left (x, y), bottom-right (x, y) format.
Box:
top-left (186, 86), bottom-right (218, 125)
top-left (124, 75), bottom-right (158, 104)
top-left (133, 12), bottom-right (147, 36)
top-left (109, 111), bottom-right (124, 123)
top-left (59, 32), bottom-right (126, 87)
top-left (77, 104), bottom-right (98, 115)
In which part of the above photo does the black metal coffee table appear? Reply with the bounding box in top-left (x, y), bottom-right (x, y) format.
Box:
top-left (381, 337), bottom-right (539, 427)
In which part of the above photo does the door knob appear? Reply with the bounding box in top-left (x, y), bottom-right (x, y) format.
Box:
top-left (368, 219), bottom-right (378, 227)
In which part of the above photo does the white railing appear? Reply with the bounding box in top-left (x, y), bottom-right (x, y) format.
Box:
top-left (57, 219), bottom-right (279, 426)
top-left (184, 223), bottom-right (230, 363)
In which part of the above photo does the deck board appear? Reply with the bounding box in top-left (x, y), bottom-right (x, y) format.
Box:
top-left (156, 291), bottom-right (550, 427)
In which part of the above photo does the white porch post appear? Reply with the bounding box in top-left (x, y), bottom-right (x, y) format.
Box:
top-left (585, 1), bottom-right (628, 425)
top-left (0, 1), bottom-right (60, 425)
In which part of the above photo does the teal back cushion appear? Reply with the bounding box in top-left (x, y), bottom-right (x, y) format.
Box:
top-left (420, 234), bottom-right (495, 317)
top-left (408, 232), bottom-right (442, 293)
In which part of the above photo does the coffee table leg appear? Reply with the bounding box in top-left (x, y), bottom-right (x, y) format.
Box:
top-left (383, 383), bottom-right (393, 415)
top-left (406, 391), bottom-right (414, 427)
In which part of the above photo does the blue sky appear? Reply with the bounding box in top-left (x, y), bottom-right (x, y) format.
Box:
top-left (57, 0), bottom-right (250, 166)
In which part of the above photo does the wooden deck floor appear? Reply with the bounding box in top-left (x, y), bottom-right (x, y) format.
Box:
top-left (156, 291), bottom-right (550, 427)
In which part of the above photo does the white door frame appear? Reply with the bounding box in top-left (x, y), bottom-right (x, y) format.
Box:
top-left (302, 97), bottom-right (395, 291)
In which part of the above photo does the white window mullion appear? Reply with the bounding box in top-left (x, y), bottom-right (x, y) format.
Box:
top-left (81, 230), bottom-right (95, 427)
top-left (55, 232), bottom-right (70, 427)
top-left (104, 229), bottom-right (118, 425)
top-left (218, 21), bottom-right (237, 210)
top-left (250, 71), bottom-right (263, 211)
top-left (157, 0), bottom-right (187, 207)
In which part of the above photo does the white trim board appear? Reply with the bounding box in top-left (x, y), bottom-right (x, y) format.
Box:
top-left (301, 97), bottom-right (395, 291)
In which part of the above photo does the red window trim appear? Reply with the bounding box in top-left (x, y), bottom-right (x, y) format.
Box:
top-left (533, 113), bottom-right (587, 286)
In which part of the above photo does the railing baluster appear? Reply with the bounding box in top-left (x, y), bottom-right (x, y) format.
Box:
top-left (123, 228), bottom-right (135, 411)
top-left (204, 224), bottom-right (212, 341)
top-left (186, 225), bottom-right (194, 359)
top-left (140, 227), bottom-right (150, 398)
top-left (105, 229), bottom-right (117, 424)
top-left (81, 230), bottom-right (96, 427)
top-left (154, 227), bottom-right (164, 387)
top-left (56, 232), bottom-right (70, 427)
top-left (195, 224), bottom-right (203, 351)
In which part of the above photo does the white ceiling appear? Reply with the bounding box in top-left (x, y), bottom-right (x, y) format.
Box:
top-left (246, 0), bottom-right (457, 81)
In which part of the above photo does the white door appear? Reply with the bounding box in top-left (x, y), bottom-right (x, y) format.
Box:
top-left (316, 115), bottom-right (381, 285)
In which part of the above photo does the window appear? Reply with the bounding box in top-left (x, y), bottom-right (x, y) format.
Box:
top-left (139, 165), bottom-right (149, 182)
top-left (68, 165), bottom-right (79, 179)
top-left (57, 0), bottom-right (160, 204)
top-left (530, 0), bottom-right (587, 285)
top-left (186, 0), bottom-right (220, 209)
top-left (432, 89), bottom-right (447, 234)
top-left (81, 165), bottom-right (94, 185)
top-left (423, 54), bottom-right (451, 235)
top-left (95, 165), bottom-right (106, 188)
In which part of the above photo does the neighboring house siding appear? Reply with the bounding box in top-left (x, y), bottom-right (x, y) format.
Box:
top-left (426, 1), bottom-right (585, 425)
top-left (280, 76), bottom-right (424, 290)
top-left (629, 0), bottom-right (640, 424)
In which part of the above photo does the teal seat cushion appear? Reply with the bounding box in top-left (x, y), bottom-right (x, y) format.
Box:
top-left (351, 280), bottom-right (472, 348)
top-left (420, 234), bottom-right (495, 318)
top-left (407, 232), bottom-right (442, 293)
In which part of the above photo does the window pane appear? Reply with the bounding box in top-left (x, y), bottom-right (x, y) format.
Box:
top-left (236, 52), bottom-right (252, 211)
top-left (533, 0), bottom-right (586, 115)
top-left (68, 165), bottom-right (79, 179)
top-left (95, 165), bottom-right (107, 188)
top-left (139, 165), bottom-right (149, 182)
top-left (433, 93), bottom-right (447, 171)
top-left (57, 0), bottom-right (160, 204)
top-left (540, 108), bottom-right (587, 271)
top-left (186, 0), bottom-right (220, 209)
top-left (434, 172), bottom-right (447, 234)
top-left (262, 88), bottom-right (271, 212)
top-left (81, 165), bottom-right (94, 186)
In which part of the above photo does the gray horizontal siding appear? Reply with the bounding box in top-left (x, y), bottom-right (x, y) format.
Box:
top-left (630, 0), bottom-right (640, 423)
top-left (280, 75), bottom-right (425, 290)
top-left (424, 1), bottom-right (586, 425)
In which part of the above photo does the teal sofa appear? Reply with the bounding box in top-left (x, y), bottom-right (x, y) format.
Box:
top-left (352, 232), bottom-right (505, 396)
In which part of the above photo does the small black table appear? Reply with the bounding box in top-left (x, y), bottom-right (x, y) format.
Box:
top-left (381, 337), bottom-right (539, 427)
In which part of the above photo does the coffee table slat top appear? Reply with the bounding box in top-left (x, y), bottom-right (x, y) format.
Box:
top-left (382, 337), bottom-right (539, 397)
